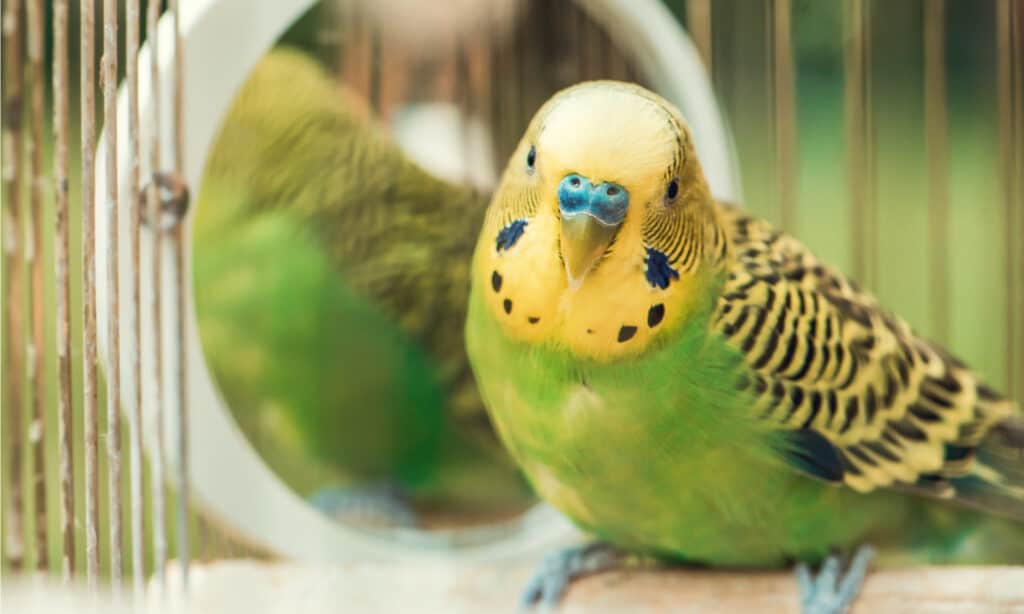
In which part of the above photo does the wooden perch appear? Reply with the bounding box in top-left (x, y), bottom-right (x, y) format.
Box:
top-left (174, 561), bottom-right (1023, 614)
top-left (559, 566), bottom-right (1024, 613)
top-left (7, 561), bottom-right (1024, 613)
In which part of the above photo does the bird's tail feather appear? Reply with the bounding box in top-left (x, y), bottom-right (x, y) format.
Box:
top-left (951, 412), bottom-right (1024, 521)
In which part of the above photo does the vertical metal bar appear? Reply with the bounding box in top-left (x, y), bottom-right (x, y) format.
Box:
top-left (774, 0), bottom-right (798, 231)
top-left (605, 25), bottom-right (630, 83)
top-left (764, 0), bottom-right (777, 220)
top-left (845, 0), bottom-right (876, 288)
top-left (863, 1), bottom-right (877, 288)
top-left (171, 0), bottom-right (191, 591)
top-left (102, 0), bottom-right (125, 584)
top-left (687, 0), bottom-right (713, 74)
top-left (375, 29), bottom-right (407, 121)
top-left (998, 0), bottom-right (1013, 398)
top-left (562, 0), bottom-right (581, 87)
top-left (147, 0), bottom-right (168, 591)
top-left (368, 28), bottom-right (381, 115)
top-left (487, 2), bottom-right (503, 168)
top-left (53, 0), bottom-right (75, 582)
top-left (998, 0), bottom-right (1023, 400)
top-left (573, 2), bottom-right (589, 79)
top-left (25, 0), bottom-right (48, 573)
top-left (1015, 0), bottom-right (1024, 402)
top-left (581, 6), bottom-right (604, 81)
top-left (924, 0), bottom-right (949, 343)
top-left (80, 0), bottom-right (100, 586)
top-left (455, 37), bottom-right (474, 188)
top-left (341, 2), bottom-right (371, 104)
top-left (126, 0), bottom-right (146, 595)
top-left (1, 0), bottom-right (26, 574)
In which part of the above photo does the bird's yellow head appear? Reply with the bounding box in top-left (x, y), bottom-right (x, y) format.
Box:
top-left (474, 81), bottom-right (727, 361)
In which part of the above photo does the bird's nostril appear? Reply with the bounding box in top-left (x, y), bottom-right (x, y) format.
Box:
top-left (606, 186), bottom-right (619, 196)
top-left (570, 177), bottom-right (581, 187)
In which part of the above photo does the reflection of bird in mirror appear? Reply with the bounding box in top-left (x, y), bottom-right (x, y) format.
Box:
top-left (466, 81), bottom-right (1024, 611)
top-left (194, 49), bottom-right (531, 528)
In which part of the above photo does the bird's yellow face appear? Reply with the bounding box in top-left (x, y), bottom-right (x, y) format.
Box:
top-left (474, 81), bottom-right (726, 361)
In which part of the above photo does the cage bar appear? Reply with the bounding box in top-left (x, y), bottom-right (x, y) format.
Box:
top-left (924, 0), bottom-right (950, 343)
top-left (53, 0), bottom-right (75, 582)
top-left (844, 0), bottom-right (877, 289)
top-left (171, 0), bottom-right (192, 590)
top-left (80, 0), bottom-right (101, 586)
top-left (338, 1), bottom-right (372, 105)
top-left (126, 0), bottom-right (146, 596)
top-left (686, 0), bottom-right (712, 74)
top-left (1, 0), bottom-right (26, 574)
top-left (1015, 0), bottom-right (1024, 403)
top-left (487, 4), bottom-right (504, 165)
top-left (147, 0), bottom-right (168, 591)
top-left (998, 0), bottom-right (1024, 400)
top-left (102, 0), bottom-right (125, 583)
top-left (773, 0), bottom-right (797, 231)
top-left (998, 0), bottom-right (1013, 398)
top-left (455, 37), bottom-right (474, 187)
top-left (26, 0), bottom-right (48, 573)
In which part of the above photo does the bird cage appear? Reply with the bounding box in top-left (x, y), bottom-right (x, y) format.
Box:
top-left (2, 0), bottom-right (1023, 607)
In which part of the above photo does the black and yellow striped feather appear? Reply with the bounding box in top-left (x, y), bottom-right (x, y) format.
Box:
top-left (712, 204), bottom-right (1024, 519)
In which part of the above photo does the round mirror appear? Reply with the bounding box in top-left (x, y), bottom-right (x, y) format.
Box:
top-left (95, 0), bottom-right (741, 562)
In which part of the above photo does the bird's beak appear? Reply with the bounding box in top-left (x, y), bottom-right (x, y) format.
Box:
top-left (560, 212), bottom-right (618, 290)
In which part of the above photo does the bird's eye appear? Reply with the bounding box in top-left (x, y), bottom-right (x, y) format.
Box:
top-left (526, 145), bottom-right (536, 172)
top-left (665, 178), bottom-right (679, 202)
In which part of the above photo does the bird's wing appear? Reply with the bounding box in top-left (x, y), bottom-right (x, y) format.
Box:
top-left (205, 49), bottom-right (492, 432)
top-left (711, 204), bottom-right (1024, 519)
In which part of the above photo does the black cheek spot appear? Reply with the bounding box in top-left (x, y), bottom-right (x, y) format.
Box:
top-left (617, 325), bottom-right (638, 343)
top-left (491, 271), bottom-right (503, 292)
top-left (647, 304), bottom-right (665, 328)
top-left (586, 329), bottom-right (595, 334)
top-left (528, 316), bottom-right (540, 324)
top-left (503, 298), bottom-right (513, 314)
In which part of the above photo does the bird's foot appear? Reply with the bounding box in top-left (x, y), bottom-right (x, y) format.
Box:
top-left (520, 542), bottom-right (625, 611)
top-left (308, 483), bottom-right (417, 529)
top-left (796, 545), bottom-right (876, 614)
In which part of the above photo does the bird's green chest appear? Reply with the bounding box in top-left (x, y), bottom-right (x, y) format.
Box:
top-left (466, 290), bottom-right (903, 565)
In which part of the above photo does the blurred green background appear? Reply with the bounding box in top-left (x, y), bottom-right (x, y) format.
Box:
top-left (2, 0), bottom-right (1020, 577)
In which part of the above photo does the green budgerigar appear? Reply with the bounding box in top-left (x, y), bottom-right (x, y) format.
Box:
top-left (194, 49), bottom-right (529, 524)
top-left (465, 82), bottom-right (1024, 610)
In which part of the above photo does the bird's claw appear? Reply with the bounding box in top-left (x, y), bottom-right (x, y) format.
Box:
top-left (308, 483), bottom-right (417, 529)
top-left (520, 542), bottom-right (623, 611)
top-left (796, 545), bottom-right (876, 614)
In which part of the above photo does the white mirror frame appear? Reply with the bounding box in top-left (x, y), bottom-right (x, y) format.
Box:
top-left (95, 0), bottom-right (742, 564)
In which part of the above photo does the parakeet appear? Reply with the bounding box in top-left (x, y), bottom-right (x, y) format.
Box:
top-left (194, 48), bottom-right (530, 523)
top-left (465, 81), bottom-right (1024, 610)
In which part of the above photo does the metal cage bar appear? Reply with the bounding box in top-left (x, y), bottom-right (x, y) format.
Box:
top-left (80, 0), bottom-right (101, 586)
top-left (25, 0), bottom-right (48, 573)
top-left (102, 0), bottom-right (125, 584)
top-left (773, 0), bottom-right (798, 231)
top-left (126, 0), bottom-right (146, 597)
top-left (687, 0), bottom-right (713, 74)
top-left (924, 0), bottom-right (950, 343)
top-left (1, 0), bottom-right (27, 575)
top-left (171, 0), bottom-right (191, 591)
top-left (147, 0), bottom-right (169, 592)
top-left (52, 0), bottom-right (75, 582)
top-left (844, 0), bottom-right (878, 289)
top-left (998, 0), bottom-right (1024, 401)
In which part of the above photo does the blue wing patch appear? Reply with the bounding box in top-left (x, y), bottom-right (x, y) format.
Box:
top-left (644, 247), bottom-right (680, 289)
top-left (496, 219), bottom-right (528, 252)
top-left (781, 429), bottom-right (845, 483)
